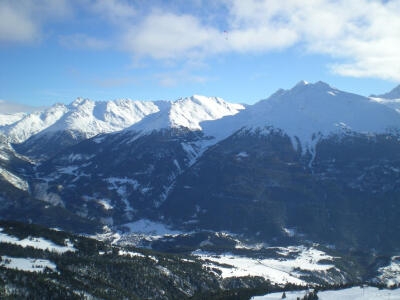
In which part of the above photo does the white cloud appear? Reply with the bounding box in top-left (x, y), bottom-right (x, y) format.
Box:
top-left (117, 0), bottom-right (400, 81)
top-left (2, 0), bottom-right (400, 82)
top-left (122, 12), bottom-right (223, 60)
top-left (0, 0), bottom-right (71, 44)
top-left (91, 76), bottom-right (139, 88)
top-left (224, 0), bottom-right (400, 81)
top-left (0, 2), bottom-right (38, 43)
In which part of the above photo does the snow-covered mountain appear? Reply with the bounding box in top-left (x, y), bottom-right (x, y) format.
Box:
top-left (1, 103), bottom-right (69, 143)
top-left (1, 96), bottom-right (244, 159)
top-left (0, 98), bottom-right (160, 144)
top-left (39, 98), bottom-right (160, 138)
top-left (127, 95), bottom-right (245, 133)
top-left (202, 81), bottom-right (400, 153)
top-left (3, 82), bottom-right (400, 295)
top-left (2, 81), bottom-right (400, 268)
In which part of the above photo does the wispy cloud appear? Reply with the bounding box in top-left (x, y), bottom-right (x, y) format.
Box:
top-left (122, 12), bottom-right (223, 60)
top-left (91, 76), bottom-right (139, 88)
top-left (0, 99), bottom-right (42, 113)
top-left (155, 67), bottom-right (212, 87)
top-left (59, 33), bottom-right (109, 50)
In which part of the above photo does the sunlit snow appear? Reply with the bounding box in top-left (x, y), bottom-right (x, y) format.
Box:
top-left (0, 228), bottom-right (76, 253)
top-left (252, 286), bottom-right (400, 300)
top-left (194, 246), bottom-right (336, 285)
top-left (0, 256), bottom-right (57, 273)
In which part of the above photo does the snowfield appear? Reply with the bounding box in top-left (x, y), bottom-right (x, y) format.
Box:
top-left (0, 228), bottom-right (76, 253)
top-left (0, 256), bottom-right (57, 273)
top-left (252, 286), bottom-right (400, 300)
top-left (121, 219), bottom-right (183, 236)
top-left (118, 250), bottom-right (146, 258)
top-left (193, 246), bottom-right (337, 285)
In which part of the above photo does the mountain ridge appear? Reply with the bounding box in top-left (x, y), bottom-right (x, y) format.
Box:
top-left (370, 84), bottom-right (400, 99)
top-left (1, 81), bottom-right (400, 256)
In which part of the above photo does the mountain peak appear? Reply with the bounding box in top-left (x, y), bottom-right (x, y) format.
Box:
top-left (295, 80), bottom-right (310, 87)
top-left (286, 81), bottom-right (334, 96)
top-left (128, 95), bottom-right (245, 133)
top-left (204, 80), bottom-right (400, 156)
top-left (70, 97), bottom-right (94, 108)
top-left (293, 80), bottom-right (331, 90)
top-left (314, 80), bottom-right (331, 88)
top-left (371, 84), bottom-right (400, 99)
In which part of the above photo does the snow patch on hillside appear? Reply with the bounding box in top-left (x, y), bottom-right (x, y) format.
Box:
top-left (0, 166), bottom-right (29, 191)
top-left (105, 177), bottom-right (152, 197)
top-left (121, 219), bottom-right (182, 236)
top-left (0, 228), bottom-right (76, 253)
top-left (370, 97), bottom-right (400, 114)
top-left (193, 246), bottom-right (337, 285)
top-left (33, 182), bottom-right (64, 207)
top-left (0, 256), bottom-right (57, 273)
top-left (118, 250), bottom-right (146, 258)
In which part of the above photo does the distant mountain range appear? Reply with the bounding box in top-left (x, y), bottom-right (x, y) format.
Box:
top-left (1, 81), bottom-right (400, 266)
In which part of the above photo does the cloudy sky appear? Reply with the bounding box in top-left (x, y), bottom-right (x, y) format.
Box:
top-left (1, 0), bottom-right (399, 106)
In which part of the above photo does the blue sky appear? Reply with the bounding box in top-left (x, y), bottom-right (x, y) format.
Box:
top-left (0, 0), bottom-right (399, 107)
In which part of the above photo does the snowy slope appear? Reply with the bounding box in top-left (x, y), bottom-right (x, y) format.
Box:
top-left (2, 96), bottom-right (243, 145)
top-left (194, 246), bottom-right (337, 285)
top-left (37, 98), bottom-right (160, 138)
top-left (0, 166), bottom-right (29, 191)
top-left (370, 97), bottom-right (400, 113)
top-left (128, 95), bottom-right (244, 133)
top-left (202, 81), bottom-right (400, 153)
top-left (0, 113), bottom-right (26, 126)
top-left (0, 256), bottom-right (57, 273)
top-left (0, 228), bottom-right (75, 253)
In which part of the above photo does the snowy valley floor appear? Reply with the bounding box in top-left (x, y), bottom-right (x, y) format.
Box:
top-left (252, 286), bottom-right (400, 300)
